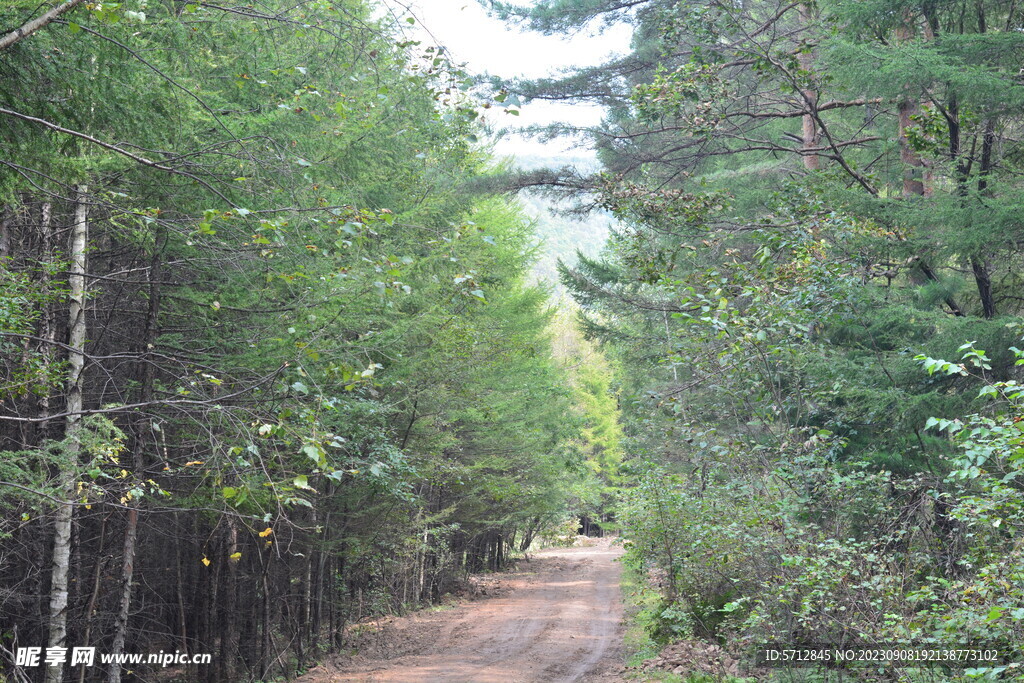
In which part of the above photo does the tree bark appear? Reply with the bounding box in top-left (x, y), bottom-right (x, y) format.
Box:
top-left (0, 205), bottom-right (11, 261)
top-left (77, 516), bottom-right (106, 683)
top-left (222, 520), bottom-right (240, 681)
top-left (895, 17), bottom-right (925, 198)
top-left (45, 186), bottom-right (88, 683)
top-left (106, 507), bottom-right (137, 683)
top-left (894, 15), bottom-right (963, 316)
top-left (37, 202), bottom-right (54, 444)
top-left (0, 0), bottom-right (86, 52)
top-left (897, 103), bottom-right (925, 198)
top-left (798, 3), bottom-right (819, 171)
top-left (972, 117), bottom-right (998, 318)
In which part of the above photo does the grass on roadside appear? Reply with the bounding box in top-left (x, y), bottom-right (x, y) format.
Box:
top-left (619, 559), bottom-right (753, 683)
top-left (620, 560), bottom-right (693, 682)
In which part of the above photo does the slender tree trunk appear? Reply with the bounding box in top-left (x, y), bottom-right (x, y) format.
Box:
top-left (898, 102), bottom-right (925, 198)
top-left (312, 512), bottom-right (328, 652)
top-left (45, 186), bottom-right (88, 683)
top-left (201, 537), bottom-right (219, 683)
top-left (895, 16), bottom-right (925, 199)
top-left (37, 202), bottom-right (54, 444)
top-left (175, 531), bottom-right (189, 652)
top-left (107, 226), bottom-right (161, 682)
top-left (971, 258), bottom-right (995, 318)
top-left (798, 3), bottom-right (819, 171)
top-left (78, 517), bottom-right (106, 683)
top-left (894, 17), bottom-right (963, 316)
top-left (261, 571), bottom-right (272, 680)
top-left (222, 519), bottom-right (240, 681)
top-left (0, 205), bottom-right (11, 259)
top-left (971, 117), bottom-right (998, 318)
top-left (106, 508), bottom-right (137, 683)
top-left (298, 508), bottom-right (314, 670)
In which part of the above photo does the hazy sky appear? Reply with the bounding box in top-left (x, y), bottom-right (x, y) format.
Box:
top-left (384, 0), bottom-right (632, 157)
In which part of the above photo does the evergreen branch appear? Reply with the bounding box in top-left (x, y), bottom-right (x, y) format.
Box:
top-left (0, 369), bottom-right (283, 424)
top-left (0, 107), bottom-right (235, 205)
top-left (56, 20), bottom-right (266, 174)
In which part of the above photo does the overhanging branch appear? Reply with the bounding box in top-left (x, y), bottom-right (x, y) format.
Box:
top-left (0, 0), bottom-right (85, 52)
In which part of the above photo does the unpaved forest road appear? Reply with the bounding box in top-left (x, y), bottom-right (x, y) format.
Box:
top-left (299, 538), bottom-right (625, 682)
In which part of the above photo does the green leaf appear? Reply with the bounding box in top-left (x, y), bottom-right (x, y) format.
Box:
top-left (301, 444), bottom-right (321, 463)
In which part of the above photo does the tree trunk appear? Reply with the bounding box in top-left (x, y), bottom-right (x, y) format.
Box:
top-left (897, 102), bottom-right (925, 198)
top-left (45, 186), bottom-right (88, 683)
top-left (175, 531), bottom-right (189, 652)
top-left (0, 205), bottom-right (11, 260)
top-left (37, 202), bottom-right (54, 445)
top-left (107, 227), bottom-right (162, 682)
top-left (222, 519), bottom-right (240, 681)
top-left (106, 508), bottom-right (137, 683)
top-left (970, 117), bottom-right (997, 318)
top-left (895, 17), bottom-right (925, 199)
top-left (77, 517), bottom-right (107, 683)
top-left (798, 3), bottom-right (819, 171)
top-left (894, 17), bottom-right (964, 316)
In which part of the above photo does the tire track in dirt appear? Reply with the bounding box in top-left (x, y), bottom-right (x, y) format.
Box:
top-left (299, 538), bottom-right (624, 682)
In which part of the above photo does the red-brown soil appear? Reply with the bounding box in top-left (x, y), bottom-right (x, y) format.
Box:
top-left (297, 538), bottom-right (625, 682)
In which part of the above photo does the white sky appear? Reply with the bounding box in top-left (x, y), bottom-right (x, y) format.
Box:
top-left (383, 0), bottom-right (632, 157)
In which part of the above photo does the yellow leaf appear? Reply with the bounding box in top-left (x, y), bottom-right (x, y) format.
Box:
top-left (201, 557), bottom-right (211, 567)
top-left (258, 527), bottom-right (273, 538)
top-left (184, 461), bottom-right (204, 467)
top-left (229, 551), bottom-right (242, 561)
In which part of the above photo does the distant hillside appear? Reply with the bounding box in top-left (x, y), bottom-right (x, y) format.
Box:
top-left (500, 153), bottom-right (613, 292)
top-left (508, 153), bottom-right (602, 173)
top-left (518, 191), bottom-right (613, 289)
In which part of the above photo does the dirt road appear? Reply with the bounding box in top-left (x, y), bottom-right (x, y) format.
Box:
top-left (300, 539), bottom-right (625, 682)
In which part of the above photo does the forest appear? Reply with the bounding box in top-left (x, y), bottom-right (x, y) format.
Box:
top-left (0, 0), bottom-right (616, 680)
top-left (2, 0), bottom-right (1024, 681)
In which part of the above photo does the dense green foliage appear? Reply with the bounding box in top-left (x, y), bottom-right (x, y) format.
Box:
top-left (496, 0), bottom-right (1024, 678)
top-left (0, 2), bottom-right (607, 680)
